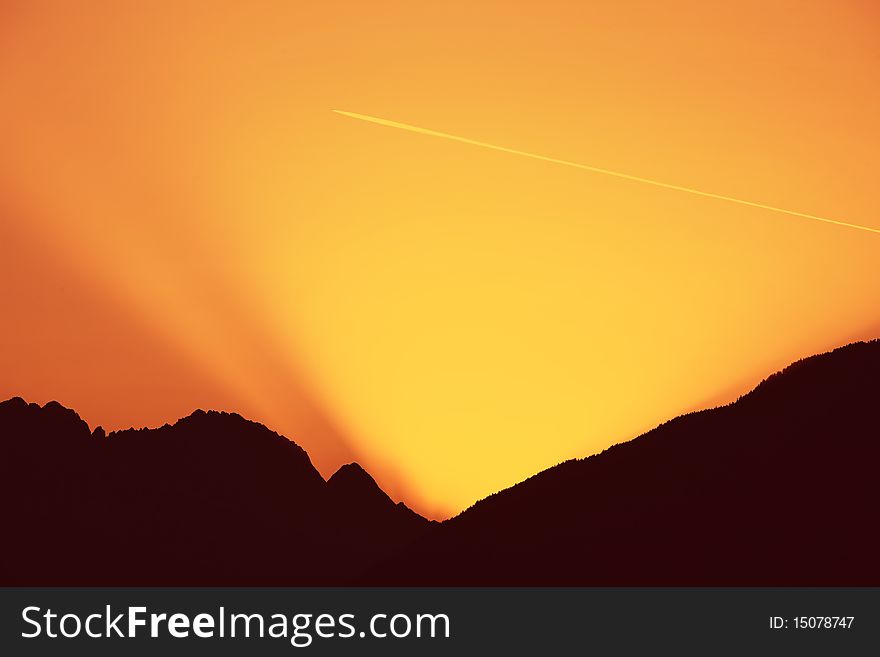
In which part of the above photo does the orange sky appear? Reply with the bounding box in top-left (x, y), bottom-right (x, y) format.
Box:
top-left (1, 1), bottom-right (879, 518)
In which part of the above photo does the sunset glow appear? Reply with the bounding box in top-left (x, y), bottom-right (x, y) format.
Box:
top-left (2, 1), bottom-right (879, 518)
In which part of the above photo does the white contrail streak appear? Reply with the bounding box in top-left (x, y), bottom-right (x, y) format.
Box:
top-left (333, 109), bottom-right (880, 236)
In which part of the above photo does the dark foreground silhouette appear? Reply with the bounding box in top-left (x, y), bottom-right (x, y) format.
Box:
top-left (1, 341), bottom-right (878, 585)
top-left (0, 403), bottom-right (430, 585)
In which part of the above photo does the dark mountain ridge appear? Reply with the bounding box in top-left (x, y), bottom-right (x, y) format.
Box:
top-left (0, 398), bottom-right (430, 585)
top-left (377, 340), bottom-right (880, 584)
top-left (1, 339), bottom-right (878, 585)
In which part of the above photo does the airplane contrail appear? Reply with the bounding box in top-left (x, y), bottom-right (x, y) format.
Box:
top-left (332, 109), bottom-right (880, 236)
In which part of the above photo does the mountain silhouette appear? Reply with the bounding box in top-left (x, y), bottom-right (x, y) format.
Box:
top-left (0, 401), bottom-right (429, 585)
top-left (325, 463), bottom-right (430, 565)
top-left (327, 462), bottom-right (425, 531)
top-left (376, 340), bottom-right (880, 585)
top-left (1, 340), bottom-right (878, 585)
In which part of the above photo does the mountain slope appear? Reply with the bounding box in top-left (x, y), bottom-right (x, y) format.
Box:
top-left (0, 400), bottom-right (429, 585)
top-left (1, 340), bottom-right (878, 585)
top-left (379, 340), bottom-right (880, 584)
top-left (326, 463), bottom-right (434, 563)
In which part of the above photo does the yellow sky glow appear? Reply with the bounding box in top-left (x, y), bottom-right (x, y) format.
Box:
top-left (1, 1), bottom-right (879, 519)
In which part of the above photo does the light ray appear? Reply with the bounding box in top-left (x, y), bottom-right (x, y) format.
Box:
top-left (333, 110), bottom-right (880, 236)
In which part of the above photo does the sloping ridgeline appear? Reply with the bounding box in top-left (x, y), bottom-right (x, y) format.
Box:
top-left (0, 340), bottom-right (878, 585)
top-left (379, 340), bottom-right (880, 585)
top-left (0, 401), bottom-right (430, 585)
